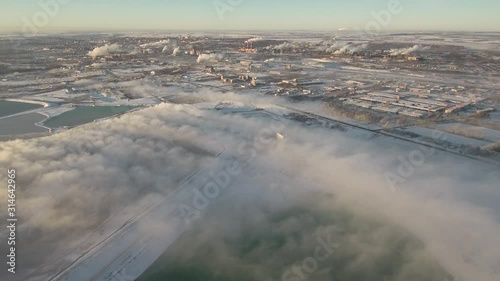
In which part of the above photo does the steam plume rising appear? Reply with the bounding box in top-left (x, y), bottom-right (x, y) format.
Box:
top-left (173, 47), bottom-right (181, 56)
top-left (332, 43), bottom-right (367, 55)
top-left (87, 44), bottom-right (120, 58)
top-left (389, 45), bottom-right (429, 56)
top-left (197, 53), bottom-right (223, 63)
top-left (245, 37), bottom-right (263, 44)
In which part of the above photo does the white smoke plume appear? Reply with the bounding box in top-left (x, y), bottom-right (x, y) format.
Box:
top-left (315, 38), bottom-right (337, 52)
top-left (389, 45), bottom-right (429, 56)
top-left (332, 43), bottom-right (367, 55)
top-left (87, 44), bottom-right (121, 58)
top-left (324, 41), bottom-right (348, 53)
top-left (196, 53), bottom-right (223, 63)
top-left (245, 37), bottom-right (263, 44)
top-left (139, 39), bottom-right (178, 54)
top-left (140, 39), bottom-right (171, 49)
top-left (272, 42), bottom-right (293, 50)
top-left (173, 47), bottom-right (181, 56)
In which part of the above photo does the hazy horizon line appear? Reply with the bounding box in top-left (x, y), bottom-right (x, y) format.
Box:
top-left (1, 27), bottom-right (500, 35)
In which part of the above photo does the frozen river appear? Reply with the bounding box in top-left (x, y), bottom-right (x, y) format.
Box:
top-left (0, 100), bottom-right (43, 118)
top-left (0, 112), bottom-right (48, 138)
top-left (43, 106), bottom-right (138, 128)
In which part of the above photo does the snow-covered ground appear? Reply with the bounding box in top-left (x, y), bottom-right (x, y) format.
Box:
top-left (38, 105), bottom-right (75, 119)
top-left (437, 123), bottom-right (500, 143)
top-left (397, 126), bottom-right (492, 147)
top-left (4, 98), bottom-right (49, 107)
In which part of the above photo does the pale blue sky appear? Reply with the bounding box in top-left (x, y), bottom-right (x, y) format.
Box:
top-left (0, 0), bottom-right (499, 32)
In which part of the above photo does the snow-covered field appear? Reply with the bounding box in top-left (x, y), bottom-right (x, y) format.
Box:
top-left (437, 123), bottom-right (500, 143)
top-left (397, 126), bottom-right (493, 147)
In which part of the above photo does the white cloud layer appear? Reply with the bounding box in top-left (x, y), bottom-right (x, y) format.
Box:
top-left (0, 92), bottom-right (499, 281)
